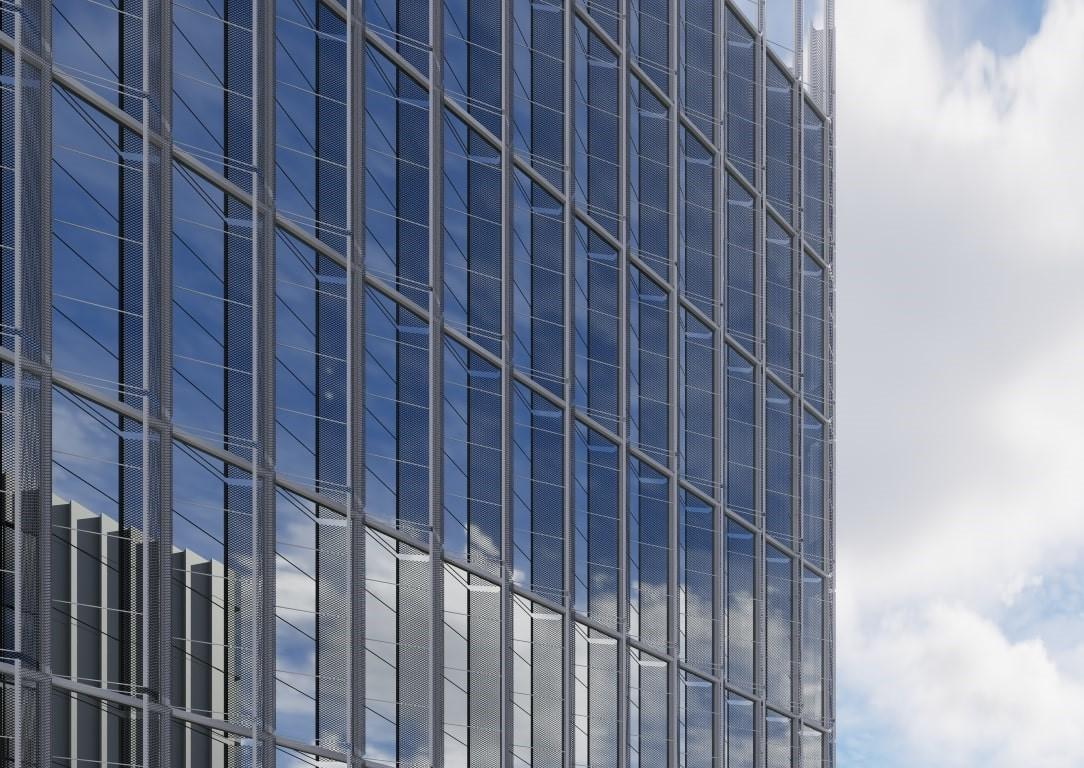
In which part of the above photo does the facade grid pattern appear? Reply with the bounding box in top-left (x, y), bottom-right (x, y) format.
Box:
top-left (0, 0), bottom-right (835, 764)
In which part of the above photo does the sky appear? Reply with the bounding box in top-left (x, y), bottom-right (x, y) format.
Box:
top-left (835, 0), bottom-right (1084, 765)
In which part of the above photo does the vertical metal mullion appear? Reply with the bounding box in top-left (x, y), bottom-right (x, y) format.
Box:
top-left (154, 0), bottom-right (176, 746)
top-left (140, 0), bottom-right (155, 755)
top-left (562, 0), bottom-right (576, 761)
top-left (667, 0), bottom-right (680, 763)
top-left (429, 0), bottom-right (447, 759)
top-left (824, 2), bottom-right (836, 764)
top-left (252, 0), bottom-right (277, 760)
top-left (753, 2), bottom-right (767, 766)
top-left (791, 4), bottom-right (805, 764)
top-left (616, 0), bottom-right (630, 762)
top-left (346, 0), bottom-right (367, 763)
top-left (500, 0), bottom-right (515, 759)
top-left (713, 0), bottom-right (726, 766)
top-left (11, 0), bottom-right (25, 761)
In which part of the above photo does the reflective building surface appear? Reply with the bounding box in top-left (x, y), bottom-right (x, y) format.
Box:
top-left (0, 0), bottom-right (834, 764)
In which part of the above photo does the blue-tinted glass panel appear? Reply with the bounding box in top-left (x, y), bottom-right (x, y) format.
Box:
top-left (680, 311), bottom-right (715, 496)
top-left (629, 79), bottom-right (670, 277)
top-left (51, 87), bottom-right (141, 401)
top-left (766, 217), bottom-right (795, 382)
top-left (726, 520), bottom-right (754, 692)
top-left (726, 176), bottom-right (756, 349)
top-left (804, 104), bottom-right (825, 256)
top-left (574, 22), bottom-right (620, 237)
top-left (171, 163), bottom-right (255, 456)
top-left (444, 113), bottom-right (503, 356)
top-left (767, 60), bottom-right (794, 222)
top-left (512, 0), bottom-right (565, 187)
top-left (513, 384), bottom-right (565, 603)
top-left (680, 491), bottom-right (715, 672)
top-left (680, 0), bottom-right (715, 136)
top-left (274, 229), bottom-right (348, 504)
top-left (574, 423), bottom-right (619, 627)
top-left (365, 288), bottom-right (430, 539)
top-left (274, 0), bottom-right (347, 250)
top-left (726, 694), bottom-right (755, 768)
top-left (680, 129), bottom-right (714, 315)
top-left (513, 171), bottom-right (565, 394)
top-left (445, 0), bottom-right (502, 135)
top-left (802, 411), bottom-right (825, 567)
top-left (628, 458), bottom-right (669, 651)
top-left (443, 338), bottom-right (502, 574)
top-left (726, 11), bottom-right (756, 183)
top-left (574, 222), bottom-right (619, 432)
top-left (802, 254), bottom-right (825, 412)
top-left (802, 570), bottom-right (824, 723)
top-left (172, 0), bottom-right (254, 184)
top-left (766, 381), bottom-right (793, 546)
top-left (766, 547), bottom-right (792, 710)
top-left (365, 47), bottom-right (430, 305)
top-left (766, 0), bottom-right (795, 68)
top-left (679, 671), bottom-right (713, 768)
top-left (726, 347), bottom-right (756, 522)
top-left (629, 648), bottom-right (668, 768)
top-left (631, 0), bottom-right (669, 90)
top-left (52, 0), bottom-right (127, 105)
top-left (574, 624), bottom-right (619, 768)
top-left (628, 268), bottom-right (669, 464)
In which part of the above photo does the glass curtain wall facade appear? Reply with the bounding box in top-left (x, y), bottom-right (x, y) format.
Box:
top-left (0, 0), bottom-right (834, 764)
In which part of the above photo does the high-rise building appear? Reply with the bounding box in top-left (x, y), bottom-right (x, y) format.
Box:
top-left (0, 0), bottom-right (834, 763)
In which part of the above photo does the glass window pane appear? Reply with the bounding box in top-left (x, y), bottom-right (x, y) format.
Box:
top-left (628, 458), bottom-right (669, 651)
top-left (628, 267), bottom-right (669, 464)
top-left (513, 384), bottom-right (565, 602)
top-left (443, 338), bottom-right (503, 574)
top-left (365, 289), bottom-right (430, 539)
top-left (513, 171), bottom-right (565, 394)
top-left (574, 423), bottom-right (619, 627)
top-left (726, 520), bottom-right (755, 692)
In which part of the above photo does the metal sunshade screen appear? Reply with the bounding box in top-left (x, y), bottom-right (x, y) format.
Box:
top-left (365, 528), bottom-right (432, 768)
top-left (443, 564), bottom-right (502, 767)
top-left (574, 623), bottom-right (618, 768)
top-left (273, 487), bottom-right (350, 751)
top-left (512, 596), bottom-right (564, 768)
top-left (628, 648), bottom-right (669, 768)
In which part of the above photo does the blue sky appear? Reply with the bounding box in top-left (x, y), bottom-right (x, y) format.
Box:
top-left (836, 0), bottom-right (1084, 764)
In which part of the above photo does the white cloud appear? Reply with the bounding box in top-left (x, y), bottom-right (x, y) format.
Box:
top-left (836, 0), bottom-right (1084, 763)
